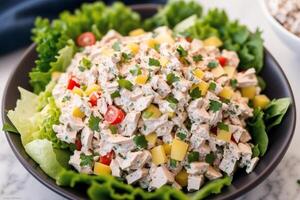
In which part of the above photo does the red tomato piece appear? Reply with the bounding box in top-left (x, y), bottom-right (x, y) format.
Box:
top-left (185, 36), bottom-right (193, 43)
top-left (76, 32), bottom-right (96, 47)
top-left (99, 151), bottom-right (115, 166)
top-left (104, 105), bottom-right (125, 125)
top-left (217, 56), bottom-right (228, 67)
top-left (75, 139), bottom-right (82, 151)
top-left (89, 93), bottom-right (98, 107)
top-left (67, 78), bottom-right (80, 90)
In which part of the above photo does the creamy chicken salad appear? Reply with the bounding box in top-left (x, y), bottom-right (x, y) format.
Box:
top-left (50, 26), bottom-right (267, 191)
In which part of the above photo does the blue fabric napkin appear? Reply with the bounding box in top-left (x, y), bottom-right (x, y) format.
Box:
top-left (0, 0), bottom-right (165, 55)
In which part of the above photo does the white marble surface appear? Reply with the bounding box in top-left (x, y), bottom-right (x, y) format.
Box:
top-left (0, 0), bottom-right (299, 199)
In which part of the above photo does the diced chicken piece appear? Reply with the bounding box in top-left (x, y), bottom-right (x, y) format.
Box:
top-left (190, 39), bottom-right (204, 54)
top-left (135, 95), bottom-right (154, 112)
top-left (157, 78), bottom-right (171, 98)
top-left (120, 111), bottom-right (141, 136)
top-left (246, 157), bottom-right (259, 174)
top-left (208, 135), bottom-right (227, 152)
top-left (189, 108), bottom-right (210, 123)
top-left (156, 121), bottom-right (174, 143)
top-left (236, 68), bottom-right (258, 88)
top-left (110, 159), bottom-right (121, 177)
top-left (229, 125), bottom-right (249, 143)
top-left (205, 166), bottom-right (223, 180)
top-left (240, 131), bottom-right (252, 143)
top-left (140, 114), bottom-right (168, 135)
top-left (238, 143), bottom-right (252, 168)
top-left (219, 157), bottom-right (237, 176)
top-left (190, 123), bottom-right (209, 149)
top-left (69, 150), bottom-right (93, 174)
top-left (117, 151), bottom-right (143, 170)
top-left (173, 79), bottom-right (192, 93)
top-left (199, 143), bottom-right (211, 158)
top-left (98, 97), bottom-right (108, 115)
top-left (81, 127), bottom-right (94, 152)
top-left (158, 100), bottom-right (176, 113)
top-left (126, 168), bottom-right (148, 184)
top-left (187, 175), bottom-right (205, 192)
top-left (53, 124), bottom-right (77, 144)
top-left (221, 50), bottom-right (239, 68)
top-left (149, 166), bottom-right (174, 190)
top-left (106, 135), bottom-right (135, 154)
top-left (130, 87), bottom-right (144, 101)
top-left (209, 110), bottom-right (223, 127)
top-left (186, 162), bottom-right (209, 175)
top-left (100, 30), bottom-right (122, 44)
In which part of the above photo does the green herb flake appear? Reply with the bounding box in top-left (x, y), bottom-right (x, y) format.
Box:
top-left (2, 123), bottom-right (18, 133)
top-left (230, 79), bottom-right (238, 89)
top-left (205, 153), bottom-right (215, 164)
top-left (176, 45), bottom-right (188, 57)
top-left (189, 87), bottom-right (201, 99)
top-left (80, 57), bottom-right (92, 70)
top-left (209, 100), bottom-right (222, 112)
top-left (142, 110), bottom-right (154, 119)
top-left (149, 58), bottom-right (160, 67)
top-left (170, 159), bottom-right (177, 168)
top-left (129, 66), bottom-right (142, 76)
top-left (193, 54), bottom-right (203, 62)
top-left (166, 95), bottom-right (179, 104)
top-left (176, 131), bottom-right (186, 140)
top-left (112, 41), bottom-right (121, 51)
top-left (88, 115), bottom-right (101, 132)
top-left (217, 122), bottom-right (229, 131)
top-left (118, 79), bottom-right (133, 91)
top-left (133, 135), bottom-right (148, 149)
top-left (208, 82), bottom-right (217, 91)
top-left (188, 151), bottom-right (200, 163)
top-left (62, 95), bottom-right (71, 102)
top-left (121, 52), bottom-right (133, 63)
top-left (207, 61), bottom-right (218, 69)
top-left (80, 153), bottom-right (94, 167)
top-left (166, 73), bottom-right (180, 85)
top-left (109, 125), bottom-right (118, 134)
top-left (111, 91), bottom-right (121, 99)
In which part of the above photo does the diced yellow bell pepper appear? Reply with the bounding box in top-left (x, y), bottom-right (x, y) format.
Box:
top-left (171, 139), bottom-right (189, 161)
top-left (193, 69), bottom-right (205, 80)
top-left (223, 66), bottom-right (236, 78)
top-left (216, 129), bottom-right (232, 142)
top-left (72, 107), bottom-right (85, 119)
top-left (129, 28), bottom-right (145, 36)
top-left (241, 86), bottom-right (257, 99)
top-left (191, 81), bottom-right (209, 96)
top-left (175, 169), bottom-right (188, 187)
top-left (160, 57), bottom-right (169, 68)
top-left (203, 36), bottom-right (223, 47)
top-left (219, 86), bottom-right (234, 100)
top-left (253, 95), bottom-right (270, 109)
top-left (72, 87), bottom-right (84, 97)
top-left (85, 84), bottom-right (101, 96)
top-left (163, 143), bottom-right (172, 155)
top-left (51, 72), bottom-right (62, 81)
top-left (135, 75), bottom-right (148, 85)
top-left (94, 162), bottom-right (111, 175)
top-left (151, 145), bottom-right (168, 165)
top-left (147, 39), bottom-right (158, 48)
top-left (142, 104), bottom-right (161, 119)
top-left (128, 43), bottom-right (139, 54)
top-left (168, 112), bottom-right (175, 118)
top-left (145, 133), bottom-right (157, 146)
top-left (211, 66), bottom-right (225, 78)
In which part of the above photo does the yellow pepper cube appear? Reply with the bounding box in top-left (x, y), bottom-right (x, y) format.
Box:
top-left (85, 84), bottom-right (101, 96)
top-left (147, 39), bottom-right (158, 48)
top-left (145, 133), bottom-right (157, 146)
top-left (211, 66), bottom-right (225, 78)
top-left (175, 169), bottom-right (188, 187)
top-left (171, 139), bottom-right (189, 161)
top-left (72, 107), bottom-right (85, 119)
top-left (72, 87), bottom-right (84, 97)
top-left (129, 28), bottom-right (145, 36)
top-left (241, 86), bottom-right (257, 99)
top-left (203, 36), bottom-right (223, 47)
top-left (168, 112), bottom-right (175, 119)
top-left (253, 95), bottom-right (270, 109)
top-left (216, 130), bottom-right (232, 142)
top-left (160, 57), bottom-right (169, 68)
top-left (128, 43), bottom-right (139, 54)
top-left (142, 104), bottom-right (162, 119)
top-left (219, 86), bottom-right (234, 100)
top-left (223, 66), bottom-right (236, 78)
top-left (94, 162), bottom-right (111, 175)
top-left (193, 69), bottom-right (205, 80)
top-left (163, 143), bottom-right (172, 155)
top-left (151, 145), bottom-right (168, 165)
top-left (135, 75), bottom-right (148, 85)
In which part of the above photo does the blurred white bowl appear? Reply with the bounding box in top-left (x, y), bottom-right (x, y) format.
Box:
top-left (259, 0), bottom-right (300, 53)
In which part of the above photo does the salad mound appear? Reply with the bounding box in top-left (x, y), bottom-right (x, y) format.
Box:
top-left (4, 1), bottom-right (291, 200)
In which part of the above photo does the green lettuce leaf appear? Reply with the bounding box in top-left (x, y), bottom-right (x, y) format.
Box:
top-left (2, 122), bottom-right (18, 133)
top-left (264, 98), bottom-right (291, 130)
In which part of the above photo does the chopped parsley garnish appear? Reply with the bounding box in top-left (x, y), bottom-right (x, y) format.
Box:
top-left (62, 96), bottom-right (71, 102)
top-left (166, 95), bottom-right (179, 104)
top-left (111, 91), bottom-right (121, 99)
top-left (209, 100), bottom-right (222, 112)
top-left (142, 110), bottom-right (154, 119)
top-left (149, 58), bottom-right (160, 67)
top-left (208, 82), bottom-right (217, 91)
top-left (176, 131), bottom-right (187, 140)
top-left (252, 144), bottom-right (260, 158)
top-left (129, 66), bottom-right (142, 76)
top-left (118, 79), bottom-right (133, 91)
top-left (166, 73), bottom-right (180, 85)
top-left (176, 45), bottom-right (188, 57)
top-left (80, 153), bottom-right (94, 167)
top-left (78, 66), bottom-right (85, 72)
top-left (192, 54), bottom-right (203, 62)
top-left (207, 61), bottom-right (218, 69)
top-left (133, 135), bottom-right (148, 149)
top-left (217, 122), bottom-right (229, 131)
top-left (89, 115), bottom-right (101, 132)
top-left (189, 87), bottom-right (201, 99)
top-left (205, 153), bottom-right (215, 165)
top-left (109, 125), bottom-right (118, 134)
top-left (112, 41), bottom-right (121, 51)
top-left (154, 43), bottom-right (160, 52)
top-left (188, 152), bottom-right (200, 163)
top-left (230, 79), bottom-right (238, 89)
top-left (170, 159), bottom-right (177, 168)
top-left (79, 57), bottom-right (92, 71)
top-left (121, 52), bottom-right (132, 63)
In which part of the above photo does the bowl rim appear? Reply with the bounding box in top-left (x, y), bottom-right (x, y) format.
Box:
top-left (259, 0), bottom-right (300, 43)
top-left (1, 4), bottom-right (297, 200)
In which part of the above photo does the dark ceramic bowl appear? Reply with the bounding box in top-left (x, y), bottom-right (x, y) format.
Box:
top-left (2, 4), bottom-right (296, 200)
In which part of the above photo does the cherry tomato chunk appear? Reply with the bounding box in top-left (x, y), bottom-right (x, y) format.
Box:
top-left (76, 32), bottom-right (96, 47)
top-left (104, 105), bottom-right (125, 125)
top-left (67, 78), bottom-right (80, 90)
top-left (217, 56), bottom-right (228, 67)
top-left (89, 93), bottom-right (98, 107)
top-left (99, 151), bottom-right (115, 166)
top-left (75, 139), bottom-right (82, 151)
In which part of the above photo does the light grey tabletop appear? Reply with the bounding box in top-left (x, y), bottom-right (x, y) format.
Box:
top-left (0, 0), bottom-right (299, 199)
